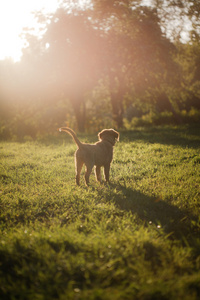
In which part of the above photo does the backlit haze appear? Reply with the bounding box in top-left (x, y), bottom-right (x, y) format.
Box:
top-left (0, 0), bottom-right (60, 62)
top-left (0, 0), bottom-right (191, 62)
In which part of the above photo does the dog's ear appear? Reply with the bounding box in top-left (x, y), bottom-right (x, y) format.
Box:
top-left (112, 130), bottom-right (119, 141)
top-left (98, 130), bottom-right (106, 140)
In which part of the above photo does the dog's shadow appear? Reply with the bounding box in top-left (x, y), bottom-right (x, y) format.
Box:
top-left (104, 183), bottom-right (198, 242)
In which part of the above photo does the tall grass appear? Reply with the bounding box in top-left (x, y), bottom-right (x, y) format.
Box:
top-left (0, 126), bottom-right (200, 299)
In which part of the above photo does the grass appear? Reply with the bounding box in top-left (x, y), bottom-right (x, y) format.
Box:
top-left (0, 126), bottom-right (200, 299)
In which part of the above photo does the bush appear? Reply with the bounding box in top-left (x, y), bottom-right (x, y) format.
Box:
top-left (124, 108), bottom-right (200, 129)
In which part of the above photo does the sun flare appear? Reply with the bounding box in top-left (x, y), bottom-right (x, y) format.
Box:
top-left (0, 0), bottom-right (59, 62)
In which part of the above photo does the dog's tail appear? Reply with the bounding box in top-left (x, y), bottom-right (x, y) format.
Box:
top-left (58, 127), bottom-right (83, 149)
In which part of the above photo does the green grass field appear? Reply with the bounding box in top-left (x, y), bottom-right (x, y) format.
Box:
top-left (0, 126), bottom-right (200, 300)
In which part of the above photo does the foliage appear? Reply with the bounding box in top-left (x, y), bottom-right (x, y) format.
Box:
top-left (0, 127), bottom-right (200, 299)
top-left (0, 0), bottom-right (200, 138)
top-left (174, 42), bottom-right (200, 111)
top-left (124, 108), bottom-right (200, 128)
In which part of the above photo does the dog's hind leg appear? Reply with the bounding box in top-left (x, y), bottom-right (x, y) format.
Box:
top-left (75, 157), bottom-right (84, 185)
top-left (85, 164), bottom-right (93, 186)
top-left (95, 165), bottom-right (102, 183)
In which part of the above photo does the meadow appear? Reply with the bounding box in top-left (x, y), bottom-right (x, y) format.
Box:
top-left (0, 126), bottom-right (200, 300)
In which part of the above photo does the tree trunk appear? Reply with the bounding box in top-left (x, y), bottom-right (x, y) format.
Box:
top-left (110, 88), bottom-right (124, 129)
top-left (71, 98), bottom-right (86, 132)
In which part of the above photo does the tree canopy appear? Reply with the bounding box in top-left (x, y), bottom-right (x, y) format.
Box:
top-left (0, 0), bottom-right (200, 138)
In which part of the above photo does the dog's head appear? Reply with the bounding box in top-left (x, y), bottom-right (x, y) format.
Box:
top-left (98, 129), bottom-right (119, 145)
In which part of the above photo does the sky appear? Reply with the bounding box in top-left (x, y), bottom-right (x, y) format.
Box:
top-left (0, 0), bottom-right (60, 62)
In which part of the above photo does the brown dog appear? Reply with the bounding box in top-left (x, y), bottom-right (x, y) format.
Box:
top-left (58, 127), bottom-right (119, 185)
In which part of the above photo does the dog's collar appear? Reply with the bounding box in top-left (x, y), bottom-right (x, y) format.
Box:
top-left (104, 139), bottom-right (115, 146)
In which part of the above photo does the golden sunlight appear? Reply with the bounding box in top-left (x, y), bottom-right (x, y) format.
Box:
top-left (0, 0), bottom-right (59, 62)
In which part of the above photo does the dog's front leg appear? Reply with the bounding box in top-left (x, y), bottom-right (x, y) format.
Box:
top-left (104, 164), bottom-right (110, 182)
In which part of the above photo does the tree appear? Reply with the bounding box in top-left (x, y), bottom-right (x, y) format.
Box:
top-left (174, 41), bottom-right (200, 111)
top-left (20, 7), bottom-right (106, 132)
top-left (44, 9), bottom-right (108, 131)
top-left (91, 0), bottom-right (178, 127)
top-left (152, 0), bottom-right (200, 42)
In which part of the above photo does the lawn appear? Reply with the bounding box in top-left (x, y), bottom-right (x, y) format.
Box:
top-left (0, 126), bottom-right (200, 299)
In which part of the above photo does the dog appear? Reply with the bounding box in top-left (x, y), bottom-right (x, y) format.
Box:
top-left (58, 127), bottom-right (119, 186)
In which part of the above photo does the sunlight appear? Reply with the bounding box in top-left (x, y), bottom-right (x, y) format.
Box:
top-left (0, 0), bottom-right (60, 62)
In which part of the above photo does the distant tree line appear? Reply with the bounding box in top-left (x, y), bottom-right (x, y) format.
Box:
top-left (0, 0), bottom-right (200, 139)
